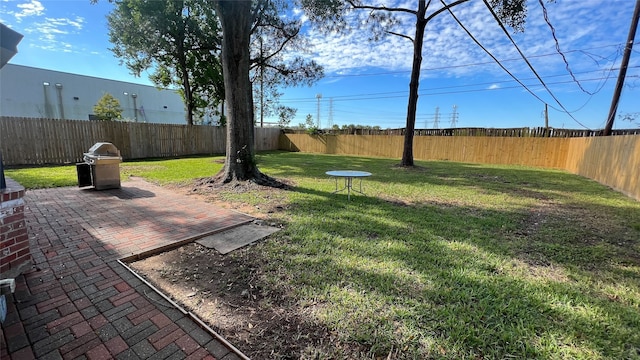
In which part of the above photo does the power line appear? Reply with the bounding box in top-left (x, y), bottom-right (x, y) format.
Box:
top-left (282, 67), bottom-right (638, 103)
top-left (291, 3), bottom-right (631, 130)
top-left (321, 43), bottom-right (627, 79)
top-left (322, 75), bottom-right (640, 128)
top-left (538, 0), bottom-right (594, 95)
top-left (284, 0), bottom-right (624, 128)
top-left (474, 0), bottom-right (590, 129)
top-left (280, 73), bottom-right (638, 105)
top-left (300, 71), bottom-right (639, 126)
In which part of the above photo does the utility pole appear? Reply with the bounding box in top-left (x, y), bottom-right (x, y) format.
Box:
top-left (328, 98), bottom-right (334, 129)
top-left (544, 103), bottom-right (549, 129)
top-left (544, 103), bottom-right (550, 136)
top-left (604, 0), bottom-right (640, 135)
top-left (316, 93), bottom-right (322, 129)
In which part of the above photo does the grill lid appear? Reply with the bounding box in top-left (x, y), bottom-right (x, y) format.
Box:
top-left (84, 142), bottom-right (121, 158)
top-left (83, 142), bottom-right (122, 164)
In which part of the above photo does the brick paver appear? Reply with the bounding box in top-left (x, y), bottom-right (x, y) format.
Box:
top-left (1, 178), bottom-right (253, 359)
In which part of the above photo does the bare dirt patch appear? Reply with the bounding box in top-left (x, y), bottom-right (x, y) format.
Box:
top-left (186, 177), bottom-right (295, 217)
top-left (129, 242), bottom-right (344, 359)
top-left (128, 181), bottom-right (368, 359)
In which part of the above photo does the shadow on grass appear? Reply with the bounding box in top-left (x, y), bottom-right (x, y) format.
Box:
top-left (259, 177), bottom-right (640, 359)
top-left (39, 150), bottom-right (633, 359)
top-left (259, 151), bottom-right (628, 203)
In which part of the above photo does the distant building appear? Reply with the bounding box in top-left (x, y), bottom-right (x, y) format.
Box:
top-left (0, 63), bottom-right (197, 124)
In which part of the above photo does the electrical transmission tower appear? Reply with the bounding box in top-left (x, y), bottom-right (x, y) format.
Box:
top-left (316, 93), bottom-right (322, 128)
top-left (450, 105), bottom-right (458, 128)
top-left (433, 106), bottom-right (440, 129)
top-left (328, 98), bottom-right (334, 129)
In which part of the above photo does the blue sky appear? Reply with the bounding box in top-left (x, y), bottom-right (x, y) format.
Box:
top-left (1, 0), bottom-right (639, 130)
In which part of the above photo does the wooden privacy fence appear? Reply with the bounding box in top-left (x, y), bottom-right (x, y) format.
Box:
top-left (279, 133), bottom-right (640, 201)
top-left (279, 134), bottom-right (572, 168)
top-left (0, 117), bottom-right (281, 165)
top-left (286, 127), bottom-right (640, 137)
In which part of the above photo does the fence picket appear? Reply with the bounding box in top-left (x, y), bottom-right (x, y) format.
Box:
top-left (1, 117), bottom-right (281, 165)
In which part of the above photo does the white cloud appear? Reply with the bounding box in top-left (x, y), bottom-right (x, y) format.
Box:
top-left (488, 84), bottom-right (500, 90)
top-left (27, 16), bottom-right (85, 52)
top-left (47, 16), bottom-right (84, 30)
top-left (2, 0), bottom-right (86, 53)
top-left (292, 7), bottom-right (308, 23)
top-left (304, 1), bottom-right (501, 76)
top-left (15, 0), bottom-right (44, 21)
top-left (299, 0), bottom-right (629, 84)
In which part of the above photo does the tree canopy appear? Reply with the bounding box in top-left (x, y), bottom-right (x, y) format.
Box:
top-left (107, 0), bottom-right (322, 128)
top-left (107, 0), bottom-right (222, 125)
top-left (93, 92), bottom-right (123, 121)
top-left (104, 0), bottom-right (323, 184)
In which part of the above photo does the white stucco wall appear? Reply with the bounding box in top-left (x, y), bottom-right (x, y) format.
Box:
top-left (0, 64), bottom-right (189, 124)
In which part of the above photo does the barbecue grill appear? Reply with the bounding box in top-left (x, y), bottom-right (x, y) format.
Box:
top-left (76, 142), bottom-right (122, 190)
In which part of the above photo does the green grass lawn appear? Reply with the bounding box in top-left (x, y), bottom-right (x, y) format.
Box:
top-left (6, 151), bottom-right (640, 359)
top-left (4, 155), bottom-right (226, 188)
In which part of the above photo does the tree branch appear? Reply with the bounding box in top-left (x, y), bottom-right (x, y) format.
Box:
top-left (346, 0), bottom-right (417, 15)
top-left (386, 30), bottom-right (414, 43)
top-left (189, 44), bottom-right (220, 53)
top-left (250, 25), bottom-right (300, 70)
top-left (426, 0), bottom-right (471, 22)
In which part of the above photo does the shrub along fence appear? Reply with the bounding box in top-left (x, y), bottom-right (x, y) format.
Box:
top-left (1, 117), bottom-right (281, 165)
top-left (279, 133), bottom-right (640, 201)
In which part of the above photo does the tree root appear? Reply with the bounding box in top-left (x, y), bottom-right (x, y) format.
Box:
top-left (194, 169), bottom-right (291, 191)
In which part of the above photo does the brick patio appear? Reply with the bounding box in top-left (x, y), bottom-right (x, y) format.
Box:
top-left (1, 178), bottom-right (254, 359)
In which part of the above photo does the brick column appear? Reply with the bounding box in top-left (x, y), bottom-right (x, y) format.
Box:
top-left (0, 177), bottom-right (31, 279)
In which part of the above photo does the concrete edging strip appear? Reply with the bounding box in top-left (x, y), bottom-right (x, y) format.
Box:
top-left (119, 219), bottom-right (254, 263)
top-left (116, 219), bottom-right (256, 360)
top-left (116, 259), bottom-right (252, 360)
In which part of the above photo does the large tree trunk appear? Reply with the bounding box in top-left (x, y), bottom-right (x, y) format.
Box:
top-left (213, 1), bottom-right (281, 186)
top-left (216, 1), bottom-right (254, 181)
top-left (178, 50), bottom-right (194, 126)
top-left (401, 0), bottom-right (427, 167)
